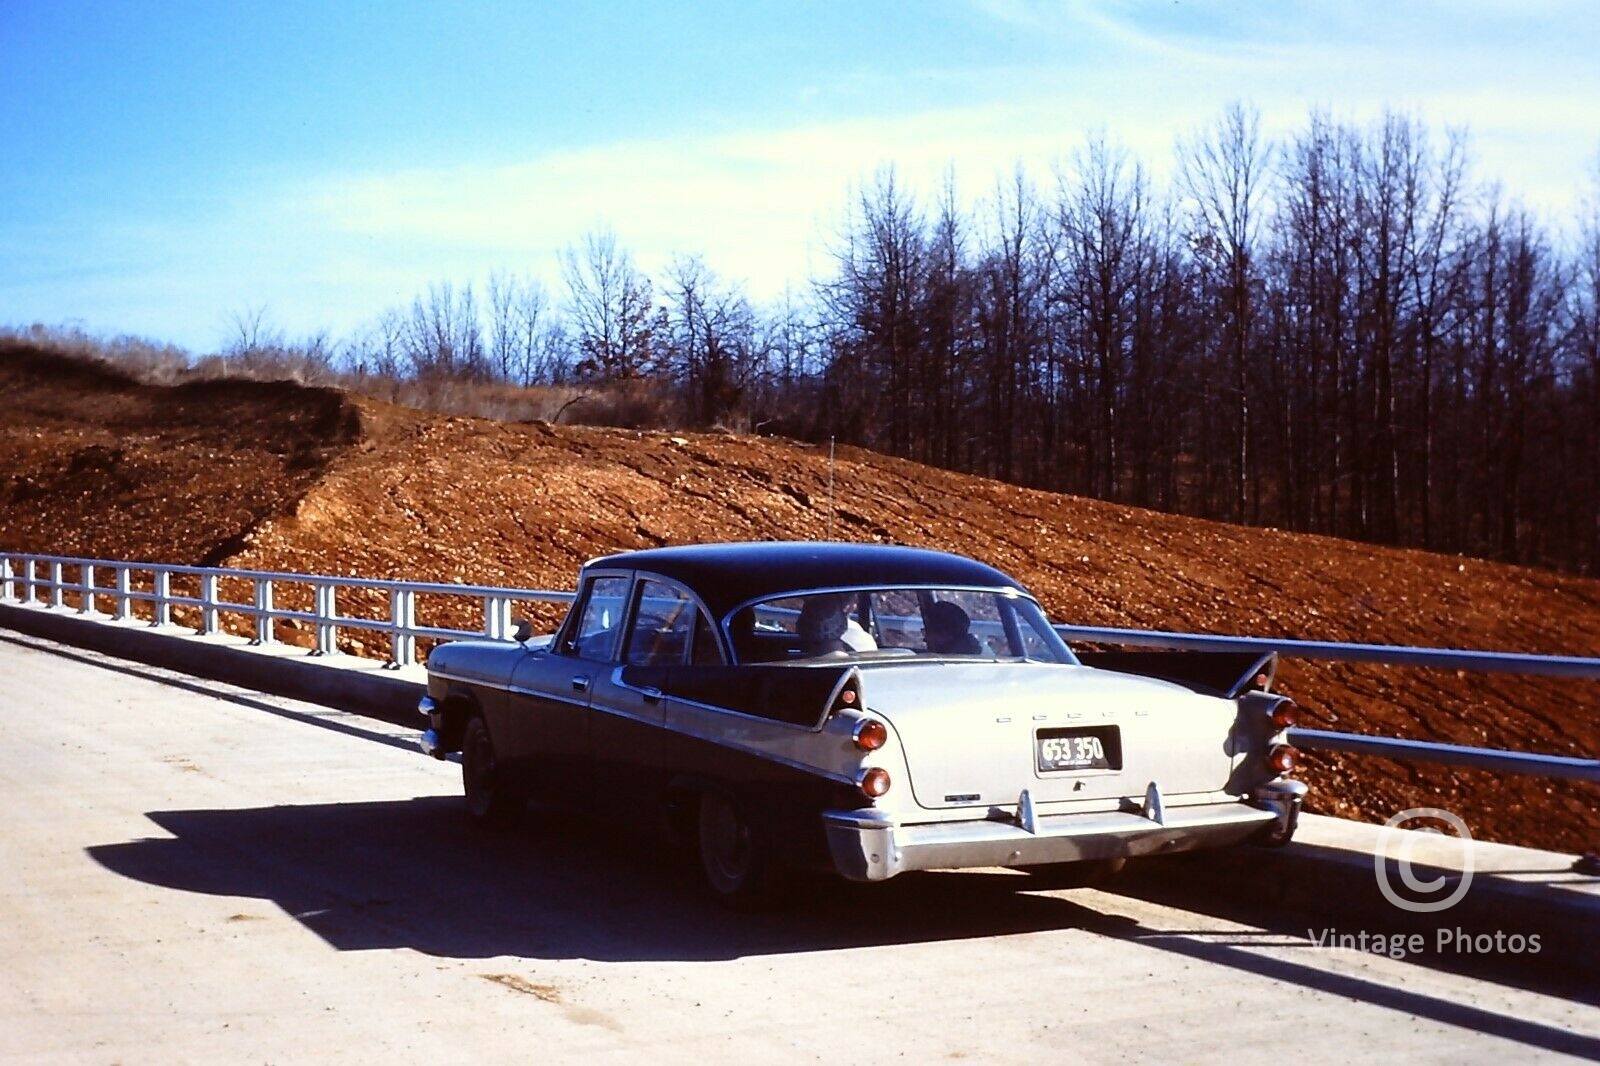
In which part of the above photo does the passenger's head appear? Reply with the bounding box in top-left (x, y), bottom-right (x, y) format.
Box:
top-left (797, 596), bottom-right (850, 654)
top-left (924, 600), bottom-right (975, 653)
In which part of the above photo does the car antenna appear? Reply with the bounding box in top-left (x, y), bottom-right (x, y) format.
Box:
top-left (827, 436), bottom-right (835, 541)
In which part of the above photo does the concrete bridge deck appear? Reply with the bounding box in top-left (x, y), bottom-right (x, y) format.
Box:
top-left (2, 630), bottom-right (1596, 1063)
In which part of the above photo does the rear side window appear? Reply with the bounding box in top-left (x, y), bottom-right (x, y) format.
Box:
top-left (691, 611), bottom-right (725, 665)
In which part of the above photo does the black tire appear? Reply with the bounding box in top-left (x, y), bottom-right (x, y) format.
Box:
top-left (696, 791), bottom-right (781, 909)
top-left (1015, 857), bottom-right (1126, 889)
top-left (461, 715), bottom-right (518, 827)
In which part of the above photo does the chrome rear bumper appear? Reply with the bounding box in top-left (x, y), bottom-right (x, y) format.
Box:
top-left (822, 798), bottom-right (1277, 882)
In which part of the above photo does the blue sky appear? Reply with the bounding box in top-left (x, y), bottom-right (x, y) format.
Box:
top-left (3, 0), bottom-right (1598, 352)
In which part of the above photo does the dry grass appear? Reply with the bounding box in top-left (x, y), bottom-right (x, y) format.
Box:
top-left (2, 326), bottom-right (680, 429)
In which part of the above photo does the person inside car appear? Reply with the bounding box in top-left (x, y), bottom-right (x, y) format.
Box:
top-left (924, 600), bottom-right (982, 655)
top-left (797, 596), bottom-right (852, 656)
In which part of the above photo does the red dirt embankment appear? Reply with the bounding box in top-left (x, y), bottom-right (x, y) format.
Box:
top-left (3, 346), bottom-right (1596, 854)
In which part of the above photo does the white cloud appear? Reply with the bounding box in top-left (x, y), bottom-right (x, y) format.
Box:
top-left (12, 0), bottom-right (1596, 351)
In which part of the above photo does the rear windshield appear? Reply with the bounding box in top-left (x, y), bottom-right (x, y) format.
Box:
top-left (728, 588), bottom-right (1076, 665)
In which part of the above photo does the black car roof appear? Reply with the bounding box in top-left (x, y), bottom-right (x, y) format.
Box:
top-left (585, 541), bottom-right (1029, 619)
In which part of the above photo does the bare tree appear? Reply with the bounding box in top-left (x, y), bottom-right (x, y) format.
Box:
top-left (340, 309), bottom-right (407, 380)
top-left (1179, 103), bottom-right (1272, 520)
top-left (663, 255), bottom-right (758, 426)
top-left (561, 229), bottom-right (657, 382)
top-left (225, 304), bottom-right (284, 360)
top-left (402, 281), bottom-right (488, 382)
top-left (1055, 135), bottom-right (1150, 499)
top-left (487, 271), bottom-right (562, 386)
top-left (820, 167), bottom-right (929, 453)
top-left (974, 166), bottom-right (1052, 484)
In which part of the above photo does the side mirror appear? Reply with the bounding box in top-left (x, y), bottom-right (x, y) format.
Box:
top-left (511, 618), bottom-right (533, 643)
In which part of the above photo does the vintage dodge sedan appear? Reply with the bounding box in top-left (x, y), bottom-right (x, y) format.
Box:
top-left (419, 541), bottom-right (1306, 905)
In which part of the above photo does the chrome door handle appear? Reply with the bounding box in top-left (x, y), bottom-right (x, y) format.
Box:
top-left (571, 675), bottom-right (590, 693)
top-left (641, 686), bottom-right (663, 704)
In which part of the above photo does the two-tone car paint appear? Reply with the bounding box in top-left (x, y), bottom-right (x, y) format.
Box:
top-left (420, 542), bottom-right (1305, 900)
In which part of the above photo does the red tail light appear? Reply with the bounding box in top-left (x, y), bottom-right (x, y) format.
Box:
top-left (857, 767), bottom-right (891, 797)
top-left (1267, 745), bottom-right (1298, 774)
top-left (1270, 699), bottom-right (1299, 729)
top-left (830, 679), bottom-right (860, 715)
top-left (853, 718), bottom-right (888, 751)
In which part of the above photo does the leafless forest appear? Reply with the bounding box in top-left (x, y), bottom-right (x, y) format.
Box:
top-left (18, 106), bottom-right (1600, 574)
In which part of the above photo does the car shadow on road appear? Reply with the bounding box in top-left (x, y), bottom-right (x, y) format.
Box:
top-left (86, 795), bottom-right (1137, 962)
top-left (88, 795), bottom-right (1600, 1059)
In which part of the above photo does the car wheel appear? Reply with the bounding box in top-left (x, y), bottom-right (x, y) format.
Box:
top-left (461, 715), bottom-right (517, 826)
top-left (697, 791), bottom-right (779, 909)
top-left (1015, 857), bottom-right (1126, 889)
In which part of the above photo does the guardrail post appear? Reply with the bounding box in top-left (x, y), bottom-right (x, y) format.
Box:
top-left (152, 569), bottom-right (171, 626)
top-left (1, 557), bottom-right (13, 602)
top-left (23, 558), bottom-right (37, 604)
top-left (199, 572), bottom-right (219, 635)
top-left (49, 561), bottom-right (63, 608)
top-left (252, 579), bottom-right (274, 645)
top-left (79, 563), bottom-right (96, 615)
top-left (485, 594), bottom-right (511, 642)
top-left (390, 587), bottom-right (416, 669)
top-left (313, 582), bottom-right (337, 656)
top-left (115, 566), bottom-right (133, 621)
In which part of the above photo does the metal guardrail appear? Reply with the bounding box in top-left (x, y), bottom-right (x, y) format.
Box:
top-left (2, 550), bottom-right (1595, 795)
top-left (1052, 624), bottom-right (1600, 680)
top-left (1054, 623), bottom-right (1600, 786)
top-left (0, 552), bottom-right (573, 669)
top-left (1287, 728), bottom-right (1600, 784)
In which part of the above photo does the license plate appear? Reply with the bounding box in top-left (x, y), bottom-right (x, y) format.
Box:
top-left (1036, 726), bottom-right (1122, 772)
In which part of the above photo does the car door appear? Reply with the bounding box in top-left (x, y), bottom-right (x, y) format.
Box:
top-left (506, 570), bottom-right (631, 801)
top-left (586, 575), bottom-right (702, 817)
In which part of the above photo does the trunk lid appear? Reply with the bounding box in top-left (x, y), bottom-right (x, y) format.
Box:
top-left (860, 661), bottom-right (1238, 811)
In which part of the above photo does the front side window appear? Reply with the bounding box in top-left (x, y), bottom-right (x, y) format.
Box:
top-left (561, 574), bottom-right (631, 660)
top-left (624, 580), bottom-right (694, 666)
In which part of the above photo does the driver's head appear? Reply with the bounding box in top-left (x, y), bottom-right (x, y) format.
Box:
top-left (924, 600), bottom-right (971, 648)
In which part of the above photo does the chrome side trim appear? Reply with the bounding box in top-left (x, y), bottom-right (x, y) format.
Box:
top-left (426, 668), bottom-right (593, 711)
top-left (427, 667), bottom-right (514, 692)
top-left (599, 697), bottom-right (861, 788)
top-left (435, 665), bottom-right (858, 788)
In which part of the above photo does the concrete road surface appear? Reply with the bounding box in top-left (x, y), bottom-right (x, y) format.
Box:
top-left (2, 631), bottom-right (1596, 1064)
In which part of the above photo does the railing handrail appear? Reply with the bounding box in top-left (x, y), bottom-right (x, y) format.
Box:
top-left (1286, 727), bottom-right (1600, 783)
top-left (0, 550), bottom-right (573, 668)
top-left (1292, 723), bottom-right (1593, 781)
top-left (4, 551), bottom-right (569, 601)
top-left (1052, 624), bottom-right (1600, 680)
top-left (8, 551), bottom-right (1593, 677)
